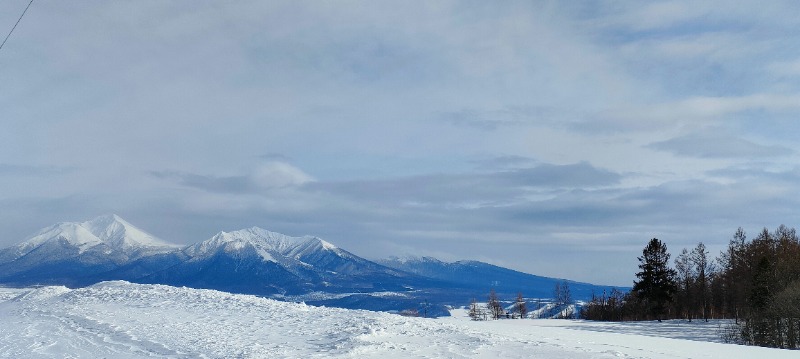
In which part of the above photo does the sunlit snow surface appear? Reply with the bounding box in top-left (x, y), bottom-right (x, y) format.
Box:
top-left (0, 282), bottom-right (794, 358)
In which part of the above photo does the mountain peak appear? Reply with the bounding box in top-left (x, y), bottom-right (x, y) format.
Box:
top-left (186, 227), bottom-right (338, 263)
top-left (11, 215), bottom-right (179, 260)
top-left (216, 227), bottom-right (335, 250)
top-left (82, 214), bottom-right (177, 250)
top-left (84, 213), bottom-right (125, 228)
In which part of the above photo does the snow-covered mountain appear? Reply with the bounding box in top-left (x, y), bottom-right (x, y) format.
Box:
top-left (0, 215), bottom-right (619, 316)
top-left (183, 227), bottom-right (358, 274)
top-left (378, 256), bottom-right (620, 301)
top-left (82, 214), bottom-right (178, 252)
top-left (0, 215), bottom-right (180, 286)
top-left (0, 215), bottom-right (430, 307)
top-left (141, 227), bottom-right (416, 295)
top-left (1, 214), bottom-right (177, 260)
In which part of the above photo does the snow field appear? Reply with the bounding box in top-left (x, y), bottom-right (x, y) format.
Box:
top-left (0, 282), bottom-right (796, 358)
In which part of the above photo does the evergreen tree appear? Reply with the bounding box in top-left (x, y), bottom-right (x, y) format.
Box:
top-left (632, 238), bottom-right (677, 321)
top-left (691, 242), bottom-right (713, 321)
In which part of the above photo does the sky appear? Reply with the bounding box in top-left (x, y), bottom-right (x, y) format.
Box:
top-left (1, 0), bottom-right (800, 286)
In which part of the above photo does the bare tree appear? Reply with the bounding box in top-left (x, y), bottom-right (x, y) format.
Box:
top-left (554, 280), bottom-right (572, 305)
top-left (487, 288), bottom-right (503, 320)
top-left (554, 280), bottom-right (573, 318)
top-left (514, 292), bottom-right (527, 319)
top-left (674, 248), bottom-right (695, 321)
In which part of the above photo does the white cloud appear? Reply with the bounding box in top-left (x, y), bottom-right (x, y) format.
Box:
top-left (582, 93), bottom-right (800, 136)
top-left (251, 161), bottom-right (314, 189)
top-left (648, 133), bottom-right (793, 158)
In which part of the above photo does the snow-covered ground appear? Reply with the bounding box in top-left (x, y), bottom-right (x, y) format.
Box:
top-left (0, 282), bottom-right (794, 358)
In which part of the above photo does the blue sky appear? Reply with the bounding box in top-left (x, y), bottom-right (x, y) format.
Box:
top-left (2, 0), bottom-right (800, 286)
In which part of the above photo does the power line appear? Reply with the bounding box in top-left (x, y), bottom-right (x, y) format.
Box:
top-left (0, 0), bottom-right (35, 52)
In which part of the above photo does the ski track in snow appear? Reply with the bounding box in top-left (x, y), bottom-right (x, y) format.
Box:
top-left (0, 282), bottom-right (795, 359)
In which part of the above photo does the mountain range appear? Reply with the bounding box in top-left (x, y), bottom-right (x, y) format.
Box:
top-left (0, 215), bottom-right (621, 316)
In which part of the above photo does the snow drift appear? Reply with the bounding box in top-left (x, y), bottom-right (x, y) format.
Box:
top-left (0, 281), bottom-right (795, 359)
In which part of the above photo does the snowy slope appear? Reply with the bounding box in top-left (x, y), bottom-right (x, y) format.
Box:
top-left (82, 214), bottom-right (178, 252)
top-left (0, 281), bottom-right (795, 359)
top-left (11, 222), bottom-right (102, 256)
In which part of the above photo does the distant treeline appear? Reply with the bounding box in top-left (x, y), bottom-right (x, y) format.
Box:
top-left (581, 225), bottom-right (800, 349)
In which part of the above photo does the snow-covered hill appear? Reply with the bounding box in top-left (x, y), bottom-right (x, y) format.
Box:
top-left (0, 281), bottom-right (795, 359)
top-left (378, 256), bottom-right (618, 300)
